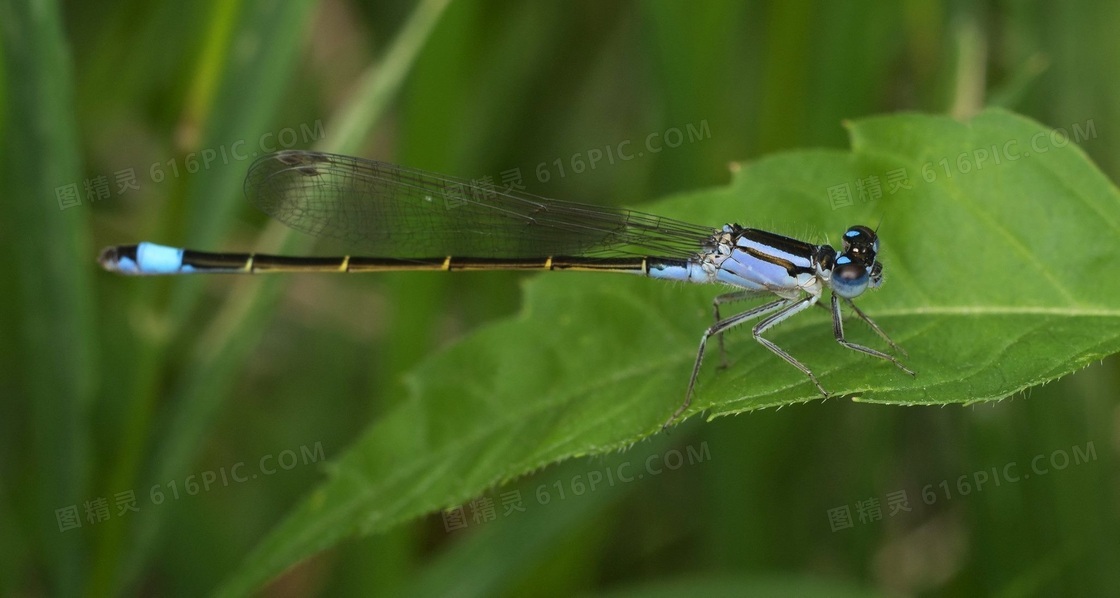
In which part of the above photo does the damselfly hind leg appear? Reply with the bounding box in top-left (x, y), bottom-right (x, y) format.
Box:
top-left (749, 295), bottom-right (830, 397)
top-left (711, 290), bottom-right (764, 369)
top-left (664, 298), bottom-right (791, 430)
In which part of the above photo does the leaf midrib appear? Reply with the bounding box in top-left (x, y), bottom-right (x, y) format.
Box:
top-left (872, 305), bottom-right (1120, 317)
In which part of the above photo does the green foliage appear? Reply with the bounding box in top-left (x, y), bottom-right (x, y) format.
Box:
top-left (4, 0), bottom-right (1120, 596)
top-left (218, 109), bottom-right (1120, 594)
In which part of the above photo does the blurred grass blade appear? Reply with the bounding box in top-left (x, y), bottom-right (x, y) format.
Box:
top-left (167, 0), bottom-right (319, 321)
top-left (218, 108), bottom-right (1120, 593)
top-left (101, 0), bottom-right (318, 593)
top-left (122, 0), bottom-right (449, 594)
top-left (0, 0), bottom-right (94, 595)
top-left (330, 0), bottom-right (454, 155)
top-left (402, 433), bottom-right (681, 598)
top-left (589, 574), bottom-right (882, 598)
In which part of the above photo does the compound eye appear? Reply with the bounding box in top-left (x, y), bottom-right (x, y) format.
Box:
top-left (842, 225), bottom-right (879, 262)
top-left (842, 227), bottom-right (863, 251)
top-left (832, 256), bottom-right (870, 298)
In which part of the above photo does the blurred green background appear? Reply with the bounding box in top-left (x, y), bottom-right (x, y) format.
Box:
top-left (2, 0), bottom-right (1118, 595)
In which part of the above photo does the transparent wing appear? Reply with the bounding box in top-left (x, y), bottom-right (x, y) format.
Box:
top-left (245, 150), bottom-right (717, 259)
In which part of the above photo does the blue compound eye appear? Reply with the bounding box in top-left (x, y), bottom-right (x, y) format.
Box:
top-left (832, 256), bottom-right (870, 298)
top-left (842, 225), bottom-right (879, 259)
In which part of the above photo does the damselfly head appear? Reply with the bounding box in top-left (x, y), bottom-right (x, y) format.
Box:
top-left (841, 225), bottom-right (879, 262)
top-left (831, 225), bottom-right (882, 298)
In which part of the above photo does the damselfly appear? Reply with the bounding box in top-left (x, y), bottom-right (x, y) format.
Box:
top-left (100, 150), bottom-right (915, 426)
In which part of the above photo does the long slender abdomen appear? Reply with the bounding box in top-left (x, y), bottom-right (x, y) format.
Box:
top-left (98, 242), bottom-right (696, 277)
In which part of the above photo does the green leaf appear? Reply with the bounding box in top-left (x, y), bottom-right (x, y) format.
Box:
top-left (221, 108), bottom-right (1120, 592)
